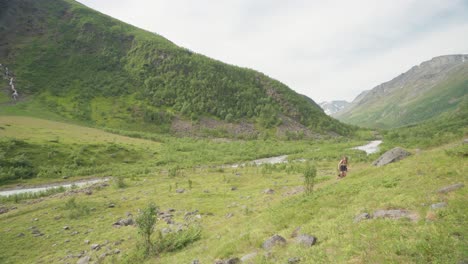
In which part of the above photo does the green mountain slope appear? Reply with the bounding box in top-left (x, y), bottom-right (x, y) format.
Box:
top-left (334, 55), bottom-right (468, 129)
top-left (0, 0), bottom-right (351, 137)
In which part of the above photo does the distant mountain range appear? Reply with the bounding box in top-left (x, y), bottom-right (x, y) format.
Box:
top-left (0, 0), bottom-right (352, 137)
top-left (334, 54), bottom-right (468, 128)
top-left (319, 101), bottom-right (349, 115)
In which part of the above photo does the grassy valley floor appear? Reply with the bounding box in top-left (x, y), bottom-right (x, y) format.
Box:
top-left (0, 116), bottom-right (466, 263)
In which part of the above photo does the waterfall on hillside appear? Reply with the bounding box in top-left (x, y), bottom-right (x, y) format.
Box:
top-left (0, 63), bottom-right (19, 101)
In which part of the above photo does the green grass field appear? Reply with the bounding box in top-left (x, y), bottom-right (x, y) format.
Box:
top-left (0, 116), bottom-right (466, 263)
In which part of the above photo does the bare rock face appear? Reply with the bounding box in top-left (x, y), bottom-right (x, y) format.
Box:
top-left (262, 234), bottom-right (287, 250)
top-left (372, 147), bottom-right (410, 167)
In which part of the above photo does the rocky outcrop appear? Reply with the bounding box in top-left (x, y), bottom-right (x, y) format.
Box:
top-left (262, 234), bottom-right (287, 250)
top-left (372, 147), bottom-right (410, 166)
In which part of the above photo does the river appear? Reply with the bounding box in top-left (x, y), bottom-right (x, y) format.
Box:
top-left (352, 140), bottom-right (383, 154)
top-left (0, 178), bottom-right (109, 197)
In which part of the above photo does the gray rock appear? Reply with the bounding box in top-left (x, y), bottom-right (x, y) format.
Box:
top-left (225, 213), bottom-right (234, 219)
top-left (108, 203), bottom-right (115, 208)
top-left (113, 218), bottom-right (134, 226)
top-left (354, 213), bottom-right (371, 223)
top-left (176, 188), bottom-right (185, 193)
top-left (231, 187), bottom-right (238, 191)
top-left (240, 252), bottom-right (257, 262)
top-left (63, 226), bottom-right (70, 230)
top-left (17, 233), bottom-right (25, 237)
top-left (84, 240), bottom-right (90, 244)
top-left (0, 207), bottom-right (9, 214)
top-left (114, 249), bottom-right (121, 254)
top-left (373, 209), bottom-right (419, 221)
top-left (372, 147), bottom-right (411, 166)
top-left (295, 234), bottom-right (317, 247)
top-left (263, 188), bottom-right (275, 194)
top-left (437, 183), bottom-right (464, 193)
top-left (430, 202), bottom-right (447, 210)
top-left (262, 234), bottom-right (287, 250)
top-left (191, 260), bottom-right (200, 264)
top-left (288, 257), bottom-right (300, 263)
top-left (215, 258), bottom-right (240, 264)
top-left (90, 244), bottom-right (101, 250)
top-left (76, 256), bottom-right (91, 264)
top-left (99, 252), bottom-right (107, 259)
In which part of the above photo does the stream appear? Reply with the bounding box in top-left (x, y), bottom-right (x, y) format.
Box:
top-left (352, 140), bottom-right (383, 154)
top-left (0, 178), bottom-right (110, 197)
top-left (0, 141), bottom-right (382, 197)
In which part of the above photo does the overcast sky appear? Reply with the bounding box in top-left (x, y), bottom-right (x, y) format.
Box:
top-left (77, 0), bottom-right (468, 102)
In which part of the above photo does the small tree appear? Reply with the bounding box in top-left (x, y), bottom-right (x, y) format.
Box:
top-left (304, 163), bottom-right (317, 195)
top-left (136, 203), bottom-right (159, 254)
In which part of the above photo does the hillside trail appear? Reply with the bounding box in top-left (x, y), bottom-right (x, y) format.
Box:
top-left (0, 63), bottom-right (20, 104)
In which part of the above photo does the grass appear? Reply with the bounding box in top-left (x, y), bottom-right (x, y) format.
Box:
top-left (0, 115), bottom-right (466, 263)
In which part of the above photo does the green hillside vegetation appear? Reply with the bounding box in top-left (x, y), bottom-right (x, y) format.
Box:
top-left (0, 0), bottom-right (351, 136)
top-left (0, 116), bottom-right (368, 187)
top-left (382, 96), bottom-right (468, 149)
top-left (0, 115), bottom-right (466, 263)
top-left (336, 58), bottom-right (468, 129)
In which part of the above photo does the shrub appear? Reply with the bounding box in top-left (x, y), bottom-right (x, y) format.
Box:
top-left (303, 163), bottom-right (317, 195)
top-left (64, 197), bottom-right (90, 219)
top-left (113, 176), bottom-right (127, 188)
top-left (136, 202), bottom-right (159, 255)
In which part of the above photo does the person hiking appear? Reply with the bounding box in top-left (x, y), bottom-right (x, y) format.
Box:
top-left (337, 156), bottom-right (348, 178)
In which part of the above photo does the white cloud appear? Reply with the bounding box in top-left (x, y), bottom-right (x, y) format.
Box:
top-left (77, 0), bottom-right (468, 102)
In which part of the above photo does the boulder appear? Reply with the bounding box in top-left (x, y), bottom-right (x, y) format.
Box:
top-left (214, 258), bottom-right (240, 264)
top-left (372, 147), bottom-right (411, 167)
top-left (113, 218), bottom-right (134, 226)
top-left (76, 256), bottom-right (91, 264)
top-left (262, 234), bottom-right (287, 250)
top-left (430, 202), bottom-right (447, 210)
top-left (295, 234), bottom-right (317, 247)
top-left (288, 257), bottom-right (300, 263)
top-left (240, 252), bottom-right (257, 263)
top-left (354, 213), bottom-right (371, 223)
top-left (373, 209), bottom-right (418, 221)
top-left (90, 244), bottom-right (101, 250)
top-left (437, 183), bottom-right (464, 193)
top-left (0, 207), bottom-right (9, 214)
